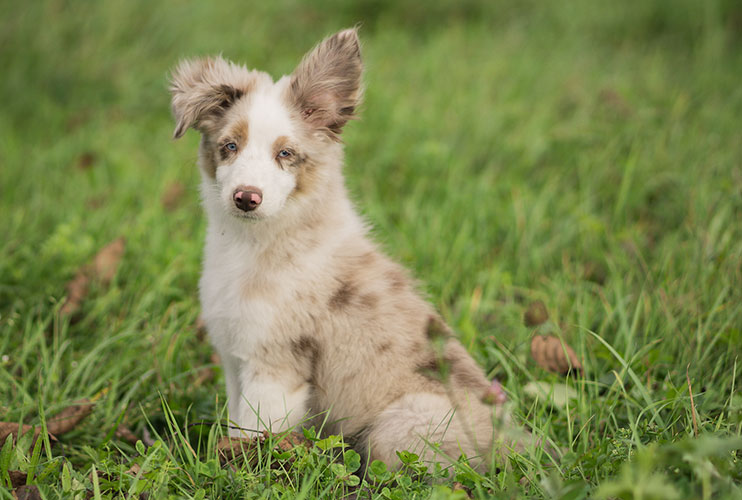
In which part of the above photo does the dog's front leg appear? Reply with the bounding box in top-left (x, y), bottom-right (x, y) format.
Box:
top-left (219, 353), bottom-right (244, 433)
top-left (229, 360), bottom-right (310, 437)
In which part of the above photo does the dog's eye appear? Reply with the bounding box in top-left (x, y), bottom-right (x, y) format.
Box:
top-left (225, 142), bottom-right (238, 152)
top-left (277, 149), bottom-right (292, 159)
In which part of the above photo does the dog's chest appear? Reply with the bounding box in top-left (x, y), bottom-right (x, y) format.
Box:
top-left (198, 238), bottom-right (320, 359)
top-left (199, 247), bottom-right (279, 357)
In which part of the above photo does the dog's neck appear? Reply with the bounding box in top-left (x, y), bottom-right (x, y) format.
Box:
top-left (200, 167), bottom-right (365, 270)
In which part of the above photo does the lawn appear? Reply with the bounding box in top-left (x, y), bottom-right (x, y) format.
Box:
top-left (1, 0), bottom-right (741, 498)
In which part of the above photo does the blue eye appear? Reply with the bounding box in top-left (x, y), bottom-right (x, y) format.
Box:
top-left (225, 142), bottom-right (237, 151)
top-left (278, 149), bottom-right (292, 158)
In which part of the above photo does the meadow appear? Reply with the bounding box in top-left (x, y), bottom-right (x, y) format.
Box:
top-left (1, 0), bottom-right (741, 498)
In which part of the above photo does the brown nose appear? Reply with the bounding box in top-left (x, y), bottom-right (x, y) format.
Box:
top-left (233, 186), bottom-right (263, 212)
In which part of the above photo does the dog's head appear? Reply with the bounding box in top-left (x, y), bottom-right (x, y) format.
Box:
top-left (170, 29), bottom-right (363, 220)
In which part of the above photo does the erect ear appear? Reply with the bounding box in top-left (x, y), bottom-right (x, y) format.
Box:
top-left (169, 56), bottom-right (247, 139)
top-left (288, 28), bottom-right (363, 138)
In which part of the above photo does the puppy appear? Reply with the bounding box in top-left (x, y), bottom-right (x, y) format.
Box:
top-left (170, 28), bottom-right (518, 470)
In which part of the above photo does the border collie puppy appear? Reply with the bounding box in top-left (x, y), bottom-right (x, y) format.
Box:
top-left (170, 28), bottom-right (518, 470)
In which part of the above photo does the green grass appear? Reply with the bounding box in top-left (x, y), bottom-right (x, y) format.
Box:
top-left (1, 0), bottom-right (741, 498)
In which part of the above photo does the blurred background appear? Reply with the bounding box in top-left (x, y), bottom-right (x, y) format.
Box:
top-left (3, 0), bottom-right (740, 300)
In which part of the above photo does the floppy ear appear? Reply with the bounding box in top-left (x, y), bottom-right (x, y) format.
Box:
top-left (169, 57), bottom-right (246, 139)
top-left (288, 28), bottom-right (363, 138)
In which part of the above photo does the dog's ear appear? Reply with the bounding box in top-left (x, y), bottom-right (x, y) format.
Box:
top-left (169, 57), bottom-right (245, 139)
top-left (288, 28), bottom-right (363, 138)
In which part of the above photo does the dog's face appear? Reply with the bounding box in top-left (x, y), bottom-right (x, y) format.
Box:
top-left (170, 29), bottom-right (363, 220)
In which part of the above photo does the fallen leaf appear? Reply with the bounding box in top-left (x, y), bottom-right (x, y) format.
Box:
top-left (161, 181), bottom-right (186, 211)
top-left (61, 237), bottom-right (125, 316)
top-left (530, 335), bottom-right (583, 374)
top-left (8, 470), bottom-right (27, 489)
top-left (583, 261), bottom-right (607, 285)
top-left (452, 482), bottom-right (472, 498)
top-left (86, 192), bottom-right (110, 210)
top-left (523, 381), bottom-right (579, 408)
top-left (65, 109), bottom-right (91, 131)
top-left (0, 423), bottom-right (37, 443)
top-left (216, 431), bottom-right (310, 467)
top-left (0, 399), bottom-right (93, 445)
top-left (114, 425), bottom-right (140, 444)
top-left (469, 286), bottom-right (482, 315)
top-left (274, 430), bottom-right (311, 452)
top-left (141, 427), bottom-right (155, 447)
top-left (524, 301), bottom-right (549, 327)
top-left (598, 88), bottom-right (633, 117)
top-left (194, 367), bottom-right (215, 388)
top-left (216, 435), bottom-right (261, 466)
top-left (193, 352), bottom-right (221, 388)
top-left (46, 399), bottom-right (95, 436)
top-left (125, 463), bottom-right (141, 476)
top-left (76, 152), bottom-right (97, 170)
top-left (13, 484), bottom-right (41, 500)
top-left (92, 237), bottom-right (126, 285)
top-left (195, 316), bottom-right (207, 342)
top-left (60, 272), bottom-right (90, 316)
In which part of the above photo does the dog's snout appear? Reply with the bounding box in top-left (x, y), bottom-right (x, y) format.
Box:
top-left (233, 186), bottom-right (263, 212)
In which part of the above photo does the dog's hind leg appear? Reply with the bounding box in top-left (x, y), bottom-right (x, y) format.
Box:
top-left (361, 391), bottom-right (515, 473)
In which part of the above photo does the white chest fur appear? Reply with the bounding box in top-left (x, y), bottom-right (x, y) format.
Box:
top-left (199, 227), bottom-right (281, 360)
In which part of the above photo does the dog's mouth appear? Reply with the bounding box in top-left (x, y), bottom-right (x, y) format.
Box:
top-left (230, 209), bottom-right (264, 221)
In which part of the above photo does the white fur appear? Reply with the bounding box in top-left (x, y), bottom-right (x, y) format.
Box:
top-left (215, 85), bottom-right (297, 220)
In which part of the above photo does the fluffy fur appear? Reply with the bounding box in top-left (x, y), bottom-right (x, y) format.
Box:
top-left (170, 29), bottom-right (520, 470)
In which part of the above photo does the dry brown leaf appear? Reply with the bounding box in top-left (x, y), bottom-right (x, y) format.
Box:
top-left (0, 399), bottom-right (93, 445)
top-left (195, 316), bottom-right (207, 342)
top-left (161, 181), bottom-right (186, 211)
top-left (274, 430), bottom-right (311, 452)
top-left (216, 431), bottom-right (310, 467)
top-left (8, 470), bottom-right (27, 489)
top-left (216, 435), bottom-right (261, 466)
top-left (86, 193), bottom-right (109, 210)
top-left (65, 110), bottom-right (91, 131)
top-left (61, 238), bottom-right (125, 316)
top-left (530, 335), bottom-right (583, 375)
top-left (13, 484), bottom-right (41, 500)
top-left (141, 427), bottom-right (155, 447)
top-left (0, 422), bottom-right (37, 443)
top-left (524, 300), bottom-right (549, 327)
top-left (583, 261), bottom-right (607, 285)
top-left (114, 424), bottom-right (140, 444)
top-left (125, 463), bottom-right (141, 476)
top-left (0, 423), bottom-right (59, 445)
top-left (598, 88), bottom-right (634, 117)
top-left (92, 237), bottom-right (126, 285)
top-left (452, 482), bottom-right (472, 498)
top-left (46, 399), bottom-right (94, 436)
top-left (76, 151), bottom-right (97, 170)
top-left (194, 367), bottom-right (215, 388)
top-left (60, 272), bottom-right (90, 316)
top-left (193, 353), bottom-right (221, 388)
